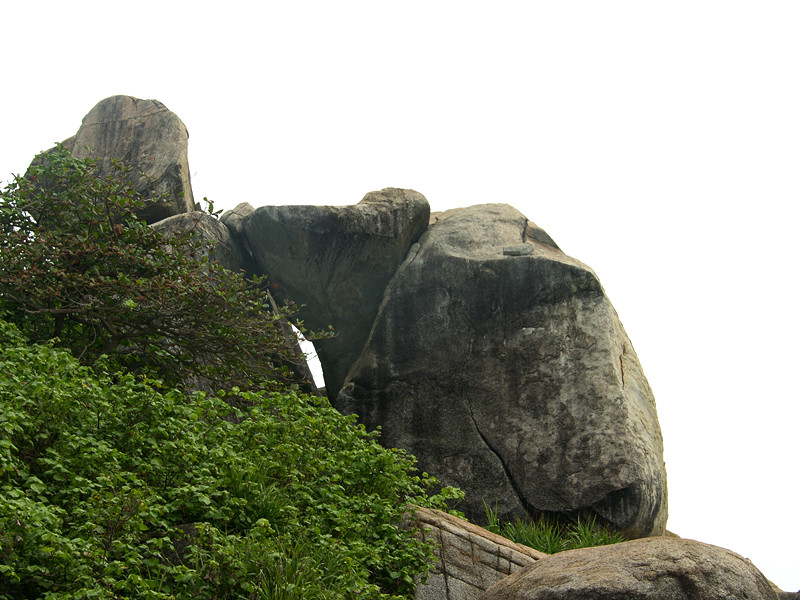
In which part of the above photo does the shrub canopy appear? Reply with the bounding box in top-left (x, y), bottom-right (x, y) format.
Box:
top-left (0, 319), bottom-right (461, 599)
top-left (0, 147), bottom-right (464, 599)
top-left (0, 146), bottom-right (320, 390)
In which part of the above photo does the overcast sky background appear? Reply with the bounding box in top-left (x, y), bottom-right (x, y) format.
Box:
top-left (2, 1), bottom-right (798, 590)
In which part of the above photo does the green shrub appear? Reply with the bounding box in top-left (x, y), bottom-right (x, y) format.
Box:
top-left (484, 503), bottom-right (626, 554)
top-left (0, 146), bottom-right (324, 390)
top-left (0, 319), bottom-right (462, 599)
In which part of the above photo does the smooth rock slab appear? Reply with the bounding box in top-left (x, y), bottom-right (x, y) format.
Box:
top-left (337, 204), bottom-right (667, 537)
top-left (483, 537), bottom-right (779, 600)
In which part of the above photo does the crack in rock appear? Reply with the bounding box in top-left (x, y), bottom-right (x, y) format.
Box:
top-left (464, 398), bottom-right (532, 517)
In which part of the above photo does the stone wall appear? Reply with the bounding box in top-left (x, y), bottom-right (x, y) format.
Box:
top-left (410, 508), bottom-right (546, 600)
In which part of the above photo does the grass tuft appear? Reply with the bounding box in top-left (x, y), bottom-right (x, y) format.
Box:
top-left (484, 502), bottom-right (627, 554)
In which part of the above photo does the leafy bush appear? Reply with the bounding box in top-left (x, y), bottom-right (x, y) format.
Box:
top-left (0, 146), bottom-right (321, 390)
top-left (484, 503), bottom-right (626, 554)
top-left (0, 319), bottom-right (461, 599)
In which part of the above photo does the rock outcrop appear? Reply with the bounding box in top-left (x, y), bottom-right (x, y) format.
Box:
top-left (483, 537), bottom-right (779, 600)
top-left (243, 189), bottom-right (430, 396)
top-left (153, 211), bottom-right (252, 274)
top-left (62, 95), bottom-right (195, 223)
top-left (36, 94), bottom-right (670, 538)
top-left (152, 211), bottom-right (317, 394)
top-left (336, 204), bottom-right (667, 538)
top-left (410, 507), bottom-right (546, 600)
top-left (28, 95), bottom-right (799, 597)
top-left (220, 202), bottom-right (256, 239)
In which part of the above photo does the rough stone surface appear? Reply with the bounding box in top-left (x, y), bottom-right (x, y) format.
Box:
top-left (220, 202), bottom-right (255, 238)
top-left (336, 204), bottom-right (667, 538)
top-left (151, 211), bottom-right (316, 394)
top-left (503, 245), bottom-right (533, 256)
top-left (152, 212), bottom-right (251, 274)
top-left (65, 95), bottom-right (195, 223)
top-left (243, 188), bottom-right (430, 396)
top-left (410, 507), bottom-right (545, 600)
top-left (483, 537), bottom-right (779, 600)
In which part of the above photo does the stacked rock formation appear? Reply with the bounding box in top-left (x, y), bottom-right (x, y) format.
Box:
top-left (34, 95), bottom-right (795, 597)
top-left (45, 96), bottom-right (667, 537)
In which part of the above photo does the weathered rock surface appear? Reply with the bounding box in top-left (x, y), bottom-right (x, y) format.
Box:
top-left (410, 507), bottom-right (545, 600)
top-left (243, 188), bottom-right (430, 396)
top-left (151, 211), bottom-right (316, 394)
top-left (220, 202), bottom-right (256, 238)
top-left (64, 95), bottom-right (195, 223)
top-left (483, 536), bottom-right (779, 600)
top-left (152, 212), bottom-right (251, 274)
top-left (336, 204), bottom-right (667, 538)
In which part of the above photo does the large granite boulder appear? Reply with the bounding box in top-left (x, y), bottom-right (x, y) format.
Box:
top-left (483, 537), bottom-right (778, 600)
top-left (63, 95), bottom-right (195, 223)
top-left (243, 188), bottom-right (430, 396)
top-left (336, 204), bottom-right (667, 538)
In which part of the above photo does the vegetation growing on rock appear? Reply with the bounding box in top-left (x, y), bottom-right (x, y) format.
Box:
top-left (0, 146), bottom-right (322, 391)
top-left (0, 317), bottom-right (461, 599)
top-left (0, 149), bottom-right (462, 599)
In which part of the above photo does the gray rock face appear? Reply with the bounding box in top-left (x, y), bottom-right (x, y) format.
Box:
top-left (243, 188), bottom-right (430, 396)
top-left (410, 507), bottom-right (546, 600)
top-left (336, 204), bottom-right (667, 538)
top-left (483, 537), bottom-right (778, 600)
top-left (66, 95), bottom-right (195, 223)
top-left (152, 212), bottom-right (250, 274)
top-left (220, 202), bottom-right (256, 238)
top-left (151, 211), bottom-right (316, 394)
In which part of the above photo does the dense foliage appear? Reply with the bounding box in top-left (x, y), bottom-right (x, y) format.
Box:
top-left (0, 146), bottom-right (320, 390)
top-left (0, 148), bottom-right (465, 598)
top-left (0, 319), bottom-right (461, 599)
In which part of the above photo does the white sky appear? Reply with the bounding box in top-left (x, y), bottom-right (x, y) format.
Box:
top-left (2, 1), bottom-right (798, 591)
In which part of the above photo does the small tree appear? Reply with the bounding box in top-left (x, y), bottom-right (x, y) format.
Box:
top-left (0, 145), bottom-right (320, 390)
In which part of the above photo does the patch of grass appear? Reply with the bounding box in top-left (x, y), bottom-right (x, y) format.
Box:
top-left (484, 502), bottom-right (626, 554)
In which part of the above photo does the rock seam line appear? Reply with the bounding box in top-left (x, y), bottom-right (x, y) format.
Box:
top-left (464, 395), bottom-right (533, 516)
